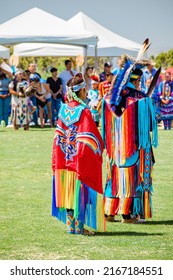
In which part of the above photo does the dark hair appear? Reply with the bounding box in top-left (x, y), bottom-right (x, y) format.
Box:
top-left (65, 59), bottom-right (72, 66)
top-left (106, 73), bottom-right (114, 77)
top-left (50, 67), bottom-right (57, 73)
top-left (25, 70), bottom-right (30, 74)
top-left (67, 73), bottom-right (84, 95)
top-left (85, 66), bottom-right (93, 72)
top-left (0, 72), bottom-right (6, 79)
top-left (130, 69), bottom-right (143, 83)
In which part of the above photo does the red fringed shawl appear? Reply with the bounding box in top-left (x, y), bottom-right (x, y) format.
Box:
top-left (52, 101), bottom-right (104, 194)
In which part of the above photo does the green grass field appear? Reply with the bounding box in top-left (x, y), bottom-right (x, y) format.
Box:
top-left (0, 126), bottom-right (173, 260)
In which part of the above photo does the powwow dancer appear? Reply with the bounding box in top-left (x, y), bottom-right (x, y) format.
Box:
top-left (158, 71), bottom-right (173, 130)
top-left (9, 70), bottom-right (32, 130)
top-left (102, 39), bottom-right (159, 223)
top-left (52, 73), bottom-right (105, 235)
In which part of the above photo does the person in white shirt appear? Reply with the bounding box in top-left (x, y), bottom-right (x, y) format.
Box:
top-left (59, 60), bottom-right (77, 98)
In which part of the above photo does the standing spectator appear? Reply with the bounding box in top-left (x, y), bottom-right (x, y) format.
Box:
top-left (9, 69), bottom-right (31, 130)
top-left (99, 62), bottom-right (112, 82)
top-left (112, 57), bottom-right (122, 76)
top-left (84, 66), bottom-right (94, 93)
top-left (158, 71), bottom-right (173, 130)
top-left (0, 68), bottom-right (11, 126)
top-left (28, 63), bottom-right (41, 78)
top-left (98, 73), bottom-right (114, 99)
top-left (28, 63), bottom-right (41, 126)
top-left (29, 74), bottom-right (52, 128)
top-left (141, 60), bottom-right (161, 116)
top-left (59, 59), bottom-right (77, 98)
top-left (46, 67), bottom-right (62, 126)
top-left (23, 70), bottom-right (30, 82)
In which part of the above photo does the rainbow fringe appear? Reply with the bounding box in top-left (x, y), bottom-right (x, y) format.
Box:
top-left (102, 97), bottom-right (158, 219)
top-left (104, 197), bottom-right (120, 216)
top-left (52, 169), bottom-right (106, 232)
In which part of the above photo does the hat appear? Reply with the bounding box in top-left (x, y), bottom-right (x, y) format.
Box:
top-left (15, 68), bottom-right (24, 75)
top-left (29, 73), bottom-right (40, 82)
top-left (90, 74), bottom-right (99, 84)
top-left (104, 62), bottom-right (112, 67)
top-left (50, 67), bottom-right (57, 73)
top-left (146, 59), bottom-right (155, 66)
top-left (18, 80), bottom-right (29, 89)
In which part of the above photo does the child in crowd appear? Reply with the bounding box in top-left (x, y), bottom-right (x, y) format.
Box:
top-left (87, 75), bottom-right (100, 127)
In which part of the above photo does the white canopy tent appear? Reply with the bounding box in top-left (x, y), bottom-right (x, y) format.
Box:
top-left (0, 45), bottom-right (10, 58)
top-left (68, 12), bottom-right (142, 56)
top-left (12, 11), bottom-right (142, 62)
top-left (13, 43), bottom-right (84, 57)
top-left (0, 8), bottom-right (97, 47)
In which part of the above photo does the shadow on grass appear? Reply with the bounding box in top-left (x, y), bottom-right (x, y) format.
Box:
top-left (145, 220), bottom-right (173, 225)
top-left (29, 128), bottom-right (53, 131)
top-left (113, 219), bottom-right (173, 226)
top-left (95, 231), bottom-right (163, 237)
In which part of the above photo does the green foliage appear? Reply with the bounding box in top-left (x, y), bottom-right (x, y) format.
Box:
top-left (166, 49), bottom-right (173, 66)
top-left (0, 126), bottom-right (173, 260)
top-left (2, 44), bottom-right (173, 74)
top-left (152, 49), bottom-right (173, 69)
top-left (17, 56), bottom-right (109, 75)
top-left (18, 56), bottom-right (36, 70)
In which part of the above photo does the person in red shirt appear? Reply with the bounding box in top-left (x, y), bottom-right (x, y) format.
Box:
top-left (98, 73), bottom-right (114, 99)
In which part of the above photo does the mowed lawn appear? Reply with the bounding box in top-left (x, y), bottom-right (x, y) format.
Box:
top-left (0, 126), bottom-right (173, 260)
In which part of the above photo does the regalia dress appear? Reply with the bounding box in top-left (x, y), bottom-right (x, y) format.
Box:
top-left (158, 80), bottom-right (173, 129)
top-left (10, 80), bottom-right (31, 127)
top-left (102, 84), bottom-right (158, 219)
top-left (52, 100), bottom-right (105, 232)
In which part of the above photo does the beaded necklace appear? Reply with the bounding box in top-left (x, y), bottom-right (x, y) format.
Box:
top-left (67, 87), bottom-right (86, 107)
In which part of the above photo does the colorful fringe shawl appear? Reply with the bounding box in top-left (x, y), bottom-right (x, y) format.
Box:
top-left (102, 96), bottom-right (158, 218)
top-left (52, 101), bottom-right (105, 232)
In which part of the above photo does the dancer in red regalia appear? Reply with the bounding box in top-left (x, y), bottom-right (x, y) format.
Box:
top-left (52, 73), bottom-right (105, 235)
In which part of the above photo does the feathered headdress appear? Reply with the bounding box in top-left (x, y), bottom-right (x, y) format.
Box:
top-left (110, 38), bottom-right (151, 106)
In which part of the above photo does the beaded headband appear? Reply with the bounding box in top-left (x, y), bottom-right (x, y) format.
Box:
top-left (130, 74), bottom-right (141, 79)
top-left (72, 81), bottom-right (86, 92)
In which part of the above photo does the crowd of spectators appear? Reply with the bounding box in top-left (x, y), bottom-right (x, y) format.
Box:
top-left (0, 58), bottom-right (173, 130)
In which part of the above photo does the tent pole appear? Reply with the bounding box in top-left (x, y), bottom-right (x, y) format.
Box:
top-left (82, 45), bottom-right (87, 74)
top-left (94, 41), bottom-right (98, 72)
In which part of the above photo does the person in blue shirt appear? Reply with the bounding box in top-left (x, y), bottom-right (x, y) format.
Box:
top-left (0, 69), bottom-right (11, 126)
top-left (99, 62), bottom-right (112, 82)
top-left (141, 59), bottom-right (161, 120)
top-left (112, 57), bottom-right (122, 76)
